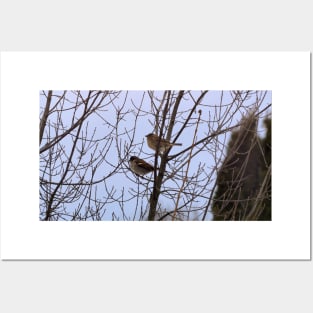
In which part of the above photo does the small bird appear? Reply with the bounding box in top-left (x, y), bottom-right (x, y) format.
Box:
top-left (129, 156), bottom-right (155, 176)
top-left (145, 133), bottom-right (182, 153)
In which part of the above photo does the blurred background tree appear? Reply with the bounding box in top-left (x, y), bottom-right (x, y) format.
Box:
top-left (212, 113), bottom-right (271, 221)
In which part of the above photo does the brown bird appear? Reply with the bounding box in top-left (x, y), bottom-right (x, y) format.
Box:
top-left (129, 156), bottom-right (155, 176)
top-left (145, 133), bottom-right (182, 154)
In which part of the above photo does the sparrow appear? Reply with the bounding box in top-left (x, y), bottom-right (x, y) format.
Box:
top-left (129, 156), bottom-right (155, 176)
top-left (145, 133), bottom-right (182, 153)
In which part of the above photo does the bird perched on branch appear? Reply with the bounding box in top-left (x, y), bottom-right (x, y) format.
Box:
top-left (129, 156), bottom-right (155, 176)
top-left (145, 133), bottom-right (182, 154)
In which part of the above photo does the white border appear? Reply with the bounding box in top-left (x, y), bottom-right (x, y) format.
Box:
top-left (0, 52), bottom-right (310, 259)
